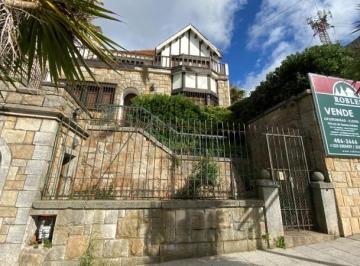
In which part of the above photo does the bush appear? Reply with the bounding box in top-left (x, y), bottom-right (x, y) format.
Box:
top-left (131, 94), bottom-right (207, 122)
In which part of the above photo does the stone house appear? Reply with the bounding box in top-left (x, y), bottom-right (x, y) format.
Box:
top-left (0, 25), bottom-right (263, 265)
top-left (0, 25), bottom-right (345, 265)
top-left (54, 24), bottom-right (232, 111)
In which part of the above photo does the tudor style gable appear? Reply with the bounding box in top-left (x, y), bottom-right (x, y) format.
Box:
top-left (155, 25), bottom-right (222, 60)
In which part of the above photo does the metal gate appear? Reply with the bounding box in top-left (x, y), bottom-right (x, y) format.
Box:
top-left (266, 129), bottom-right (313, 230)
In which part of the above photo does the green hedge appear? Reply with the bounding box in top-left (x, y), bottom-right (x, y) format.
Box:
top-left (131, 94), bottom-right (232, 124)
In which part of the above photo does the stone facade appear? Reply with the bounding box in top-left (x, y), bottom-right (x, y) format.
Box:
top-left (250, 91), bottom-right (360, 236)
top-left (0, 83), bottom-right (90, 265)
top-left (19, 200), bottom-right (265, 265)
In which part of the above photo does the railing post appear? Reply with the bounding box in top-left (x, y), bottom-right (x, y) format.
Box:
top-left (310, 172), bottom-right (340, 236)
top-left (256, 178), bottom-right (284, 247)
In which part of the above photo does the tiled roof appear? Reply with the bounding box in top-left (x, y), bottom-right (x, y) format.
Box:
top-left (123, 49), bottom-right (155, 57)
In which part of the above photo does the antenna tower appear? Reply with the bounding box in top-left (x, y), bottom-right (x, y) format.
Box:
top-left (307, 10), bottom-right (333, 45)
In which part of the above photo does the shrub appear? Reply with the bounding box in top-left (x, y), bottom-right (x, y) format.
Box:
top-left (188, 156), bottom-right (219, 196)
top-left (131, 94), bottom-right (207, 122)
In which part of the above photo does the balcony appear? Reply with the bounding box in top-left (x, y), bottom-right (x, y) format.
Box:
top-left (80, 48), bottom-right (228, 76)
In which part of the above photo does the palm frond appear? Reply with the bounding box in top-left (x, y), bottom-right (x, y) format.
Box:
top-left (1, 0), bottom-right (122, 88)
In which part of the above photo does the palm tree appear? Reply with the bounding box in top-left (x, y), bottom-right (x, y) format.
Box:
top-left (0, 0), bottom-right (121, 87)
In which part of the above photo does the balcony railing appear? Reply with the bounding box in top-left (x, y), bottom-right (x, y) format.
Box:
top-left (79, 48), bottom-right (228, 75)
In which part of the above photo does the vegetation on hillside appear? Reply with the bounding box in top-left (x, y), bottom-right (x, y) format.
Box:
top-left (131, 94), bottom-right (233, 124)
top-left (229, 44), bottom-right (355, 123)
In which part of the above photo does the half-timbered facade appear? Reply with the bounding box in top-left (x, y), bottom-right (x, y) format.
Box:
top-left (66, 25), bottom-right (231, 108)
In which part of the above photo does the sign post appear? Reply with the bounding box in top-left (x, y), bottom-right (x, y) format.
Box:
top-left (309, 73), bottom-right (360, 157)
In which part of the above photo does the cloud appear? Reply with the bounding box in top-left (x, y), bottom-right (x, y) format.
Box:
top-left (242, 0), bottom-right (360, 91)
top-left (95, 0), bottom-right (247, 50)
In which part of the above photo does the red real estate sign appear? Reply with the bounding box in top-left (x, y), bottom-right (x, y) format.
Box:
top-left (309, 73), bottom-right (360, 157)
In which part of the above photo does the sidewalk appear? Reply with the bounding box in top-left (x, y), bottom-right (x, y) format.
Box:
top-left (156, 235), bottom-right (360, 266)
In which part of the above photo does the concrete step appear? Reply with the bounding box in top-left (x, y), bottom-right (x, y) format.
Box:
top-left (284, 230), bottom-right (337, 248)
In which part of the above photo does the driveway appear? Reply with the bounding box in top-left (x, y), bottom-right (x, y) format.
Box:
top-left (156, 235), bottom-right (360, 266)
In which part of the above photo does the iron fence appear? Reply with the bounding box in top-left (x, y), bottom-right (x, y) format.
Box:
top-left (42, 105), bottom-right (261, 200)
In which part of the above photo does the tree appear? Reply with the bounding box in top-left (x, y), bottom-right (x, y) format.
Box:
top-left (344, 5), bottom-right (360, 81)
top-left (230, 44), bottom-right (354, 123)
top-left (0, 0), bottom-right (120, 87)
top-left (230, 84), bottom-right (246, 104)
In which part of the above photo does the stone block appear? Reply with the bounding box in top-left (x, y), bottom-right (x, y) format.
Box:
top-left (33, 132), bottom-right (56, 146)
top-left (1, 129), bottom-right (26, 144)
top-left (0, 191), bottom-right (18, 206)
top-left (15, 208), bottom-right (30, 225)
top-left (0, 207), bottom-right (17, 217)
top-left (205, 209), bottom-right (218, 229)
top-left (45, 246), bottom-right (65, 261)
top-left (40, 120), bottom-right (58, 133)
top-left (16, 191), bottom-right (40, 207)
top-left (223, 240), bottom-right (248, 253)
top-left (32, 146), bottom-right (53, 161)
top-left (65, 235), bottom-right (89, 259)
top-left (15, 118), bottom-right (42, 131)
top-left (191, 229), bottom-right (206, 242)
top-left (67, 209), bottom-right (85, 225)
top-left (24, 175), bottom-right (42, 191)
top-left (190, 210), bottom-right (205, 229)
top-left (0, 224), bottom-right (10, 235)
top-left (11, 159), bottom-right (27, 167)
top-left (129, 239), bottom-right (144, 256)
top-left (24, 132), bottom-right (34, 144)
top-left (21, 95), bottom-right (44, 106)
top-left (91, 239), bottom-right (104, 258)
top-left (103, 239), bottom-right (129, 258)
top-left (6, 167), bottom-right (18, 180)
top-left (25, 160), bottom-right (48, 176)
top-left (10, 145), bottom-right (34, 160)
top-left (92, 224), bottom-right (116, 239)
top-left (117, 219), bottom-right (138, 238)
top-left (84, 210), bottom-right (94, 224)
top-left (6, 225), bottom-right (26, 243)
top-left (52, 227), bottom-right (69, 245)
top-left (93, 210), bottom-right (105, 224)
top-left (104, 210), bottom-right (118, 224)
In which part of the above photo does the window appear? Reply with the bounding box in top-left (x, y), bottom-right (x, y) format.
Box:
top-left (71, 82), bottom-right (116, 110)
top-left (29, 216), bottom-right (56, 247)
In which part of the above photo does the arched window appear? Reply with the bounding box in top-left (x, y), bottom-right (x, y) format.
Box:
top-left (121, 88), bottom-right (139, 107)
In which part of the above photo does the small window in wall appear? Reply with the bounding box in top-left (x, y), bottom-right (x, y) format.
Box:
top-left (30, 216), bottom-right (56, 247)
top-left (71, 82), bottom-right (116, 110)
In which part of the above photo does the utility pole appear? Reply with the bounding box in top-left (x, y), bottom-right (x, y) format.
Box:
top-left (307, 10), bottom-right (333, 45)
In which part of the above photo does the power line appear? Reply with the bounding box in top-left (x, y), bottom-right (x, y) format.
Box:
top-left (254, 0), bottom-right (305, 29)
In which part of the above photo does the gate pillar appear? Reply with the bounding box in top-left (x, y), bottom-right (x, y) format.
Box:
top-left (311, 181), bottom-right (340, 236)
top-left (256, 179), bottom-right (284, 245)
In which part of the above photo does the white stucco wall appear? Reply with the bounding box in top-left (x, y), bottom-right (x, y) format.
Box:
top-left (185, 73), bottom-right (196, 88)
top-left (210, 78), bottom-right (217, 93)
top-left (173, 73), bottom-right (182, 89)
top-left (198, 75), bottom-right (208, 90)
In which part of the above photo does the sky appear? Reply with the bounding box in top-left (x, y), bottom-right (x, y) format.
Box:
top-left (96, 0), bottom-right (360, 92)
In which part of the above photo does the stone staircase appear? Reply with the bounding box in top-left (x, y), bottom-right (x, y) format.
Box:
top-left (284, 230), bottom-right (338, 248)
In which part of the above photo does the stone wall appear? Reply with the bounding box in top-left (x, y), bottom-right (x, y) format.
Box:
top-left (0, 83), bottom-right (89, 264)
top-left (43, 126), bottom-right (246, 200)
top-left (81, 66), bottom-right (231, 108)
top-left (18, 200), bottom-right (265, 265)
top-left (217, 79), bottom-right (231, 107)
top-left (250, 91), bottom-right (360, 236)
top-left (82, 66), bottom-right (172, 105)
